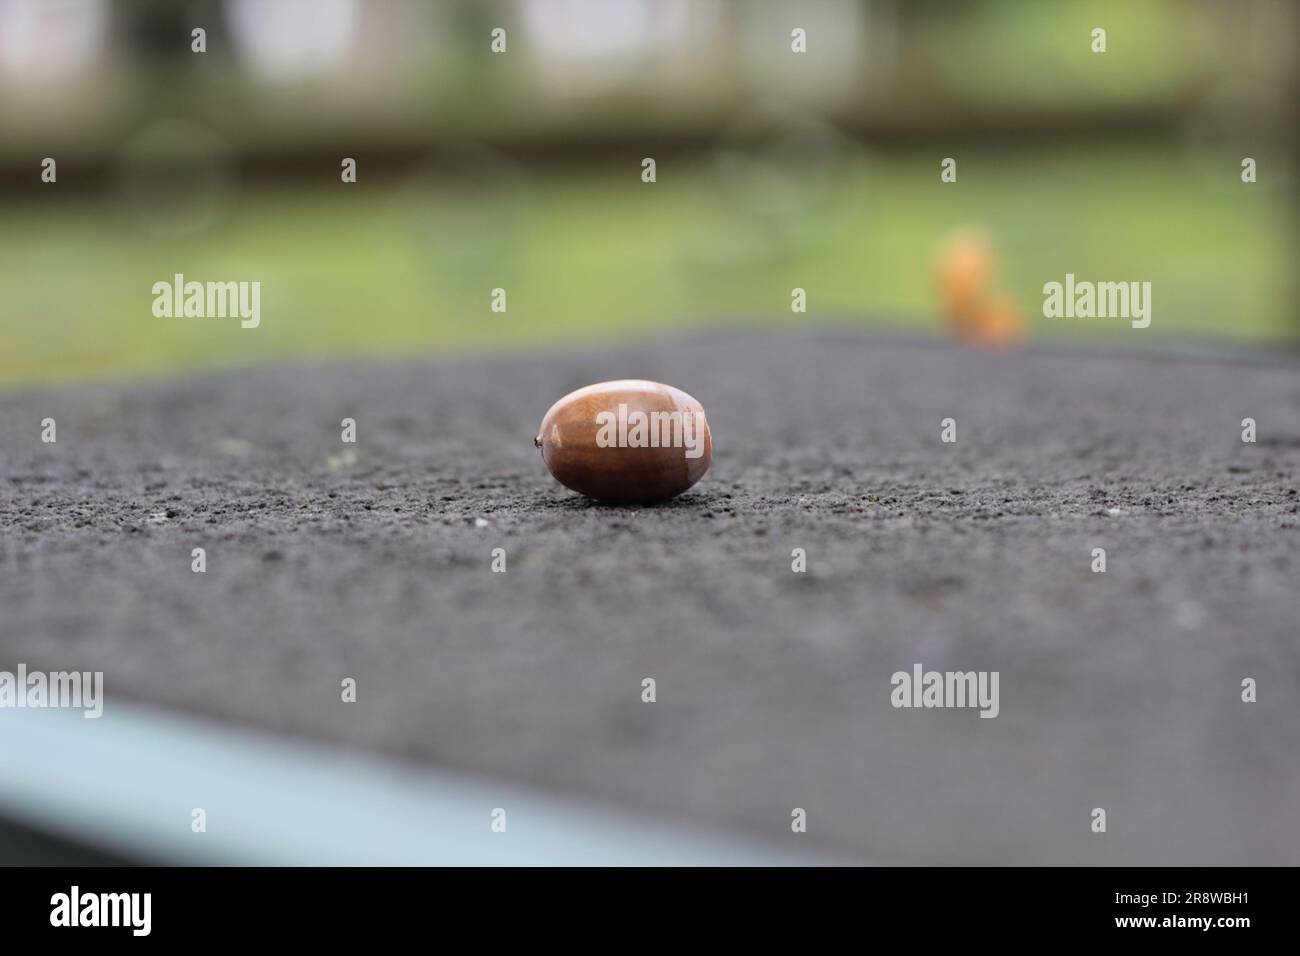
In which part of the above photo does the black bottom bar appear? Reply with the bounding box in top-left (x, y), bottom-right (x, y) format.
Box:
top-left (0, 864), bottom-right (1282, 941)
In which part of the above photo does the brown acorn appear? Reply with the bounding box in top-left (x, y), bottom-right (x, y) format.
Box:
top-left (535, 380), bottom-right (712, 504)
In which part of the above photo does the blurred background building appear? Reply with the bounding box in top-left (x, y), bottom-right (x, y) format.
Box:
top-left (0, 0), bottom-right (1296, 382)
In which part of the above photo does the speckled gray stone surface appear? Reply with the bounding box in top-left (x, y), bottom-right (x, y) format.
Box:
top-left (2, 331), bottom-right (1298, 864)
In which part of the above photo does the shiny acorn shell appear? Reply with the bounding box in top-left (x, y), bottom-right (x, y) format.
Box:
top-left (535, 380), bottom-right (712, 504)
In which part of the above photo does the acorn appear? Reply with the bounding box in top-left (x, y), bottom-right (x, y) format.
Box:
top-left (535, 380), bottom-right (712, 504)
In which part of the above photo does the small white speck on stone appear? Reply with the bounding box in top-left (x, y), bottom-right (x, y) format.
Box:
top-left (326, 449), bottom-right (358, 471)
top-left (217, 437), bottom-right (253, 456)
top-left (475, 518), bottom-right (489, 528)
top-left (147, 511), bottom-right (169, 524)
top-left (1106, 507), bottom-right (1125, 516)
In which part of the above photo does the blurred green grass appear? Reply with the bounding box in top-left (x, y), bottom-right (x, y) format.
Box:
top-left (0, 142), bottom-right (1291, 384)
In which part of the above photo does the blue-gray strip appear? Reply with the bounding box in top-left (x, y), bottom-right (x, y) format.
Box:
top-left (0, 704), bottom-right (849, 866)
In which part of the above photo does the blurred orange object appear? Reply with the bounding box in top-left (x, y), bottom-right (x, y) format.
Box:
top-left (937, 231), bottom-right (1025, 346)
top-left (973, 295), bottom-right (1025, 346)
